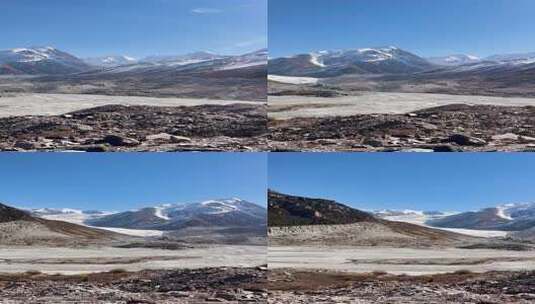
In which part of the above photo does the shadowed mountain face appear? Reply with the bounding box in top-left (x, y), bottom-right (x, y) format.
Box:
top-left (0, 203), bottom-right (35, 223)
top-left (87, 199), bottom-right (267, 231)
top-left (268, 190), bottom-right (376, 226)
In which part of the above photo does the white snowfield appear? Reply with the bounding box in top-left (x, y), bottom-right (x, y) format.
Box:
top-left (38, 213), bottom-right (163, 237)
top-left (92, 227), bottom-right (164, 237)
top-left (0, 245), bottom-right (266, 275)
top-left (438, 227), bottom-right (507, 238)
top-left (268, 92), bottom-right (535, 120)
top-left (268, 75), bottom-right (319, 85)
top-left (269, 246), bottom-right (535, 275)
top-left (153, 207), bottom-right (170, 220)
top-left (0, 93), bottom-right (261, 118)
top-left (382, 214), bottom-right (508, 238)
top-left (309, 53), bottom-right (325, 67)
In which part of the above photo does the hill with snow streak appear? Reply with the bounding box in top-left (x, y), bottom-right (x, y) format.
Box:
top-left (0, 46), bottom-right (91, 75)
top-left (269, 46), bottom-right (434, 77)
top-left (427, 202), bottom-right (535, 231)
top-left (87, 198), bottom-right (266, 230)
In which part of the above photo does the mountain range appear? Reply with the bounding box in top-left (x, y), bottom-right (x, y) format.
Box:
top-left (0, 46), bottom-right (267, 100)
top-left (1, 198), bottom-right (267, 246)
top-left (269, 46), bottom-right (434, 78)
top-left (86, 198), bottom-right (267, 230)
top-left (22, 198), bottom-right (266, 230)
top-left (269, 46), bottom-right (535, 78)
top-left (426, 202), bottom-right (535, 232)
top-left (0, 46), bottom-right (267, 76)
top-left (268, 46), bottom-right (535, 97)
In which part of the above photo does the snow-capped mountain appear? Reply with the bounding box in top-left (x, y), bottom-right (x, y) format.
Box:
top-left (141, 51), bottom-right (226, 66)
top-left (269, 46), bottom-right (435, 77)
top-left (427, 54), bottom-right (481, 66)
top-left (218, 48), bottom-right (267, 71)
top-left (81, 49), bottom-right (267, 77)
top-left (87, 198), bottom-right (267, 230)
top-left (83, 55), bottom-right (137, 67)
top-left (373, 209), bottom-right (453, 225)
top-left (0, 46), bottom-right (90, 75)
top-left (427, 202), bottom-right (535, 231)
top-left (27, 208), bottom-right (114, 225)
top-left (485, 52), bottom-right (535, 64)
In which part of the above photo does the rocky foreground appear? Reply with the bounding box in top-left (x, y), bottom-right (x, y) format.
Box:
top-left (268, 269), bottom-right (535, 304)
top-left (0, 103), bottom-right (267, 152)
top-left (0, 267), bottom-right (267, 304)
top-left (269, 104), bottom-right (535, 152)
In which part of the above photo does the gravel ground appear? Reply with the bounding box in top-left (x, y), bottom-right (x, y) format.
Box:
top-left (268, 269), bottom-right (535, 304)
top-left (0, 267), bottom-right (267, 304)
top-left (0, 245), bottom-right (266, 274)
top-left (269, 246), bottom-right (535, 275)
top-left (0, 93), bottom-right (261, 118)
top-left (269, 92), bottom-right (535, 119)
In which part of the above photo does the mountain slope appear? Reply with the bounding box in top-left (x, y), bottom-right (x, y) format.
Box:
top-left (268, 190), bottom-right (375, 226)
top-left (268, 191), bottom-right (475, 247)
top-left (427, 203), bottom-right (535, 231)
top-left (87, 199), bottom-right (267, 231)
top-left (0, 47), bottom-right (91, 75)
top-left (39, 49), bottom-right (267, 100)
top-left (427, 54), bottom-right (481, 66)
top-left (0, 203), bottom-right (125, 246)
top-left (269, 47), bottom-right (435, 77)
top-left (83, 55), bottom-right (137, 67)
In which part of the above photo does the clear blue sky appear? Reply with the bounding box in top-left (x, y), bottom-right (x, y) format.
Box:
top-left (269, 153), bottom-right (535, 212)
top-left (269, 0), bottom-right (535, 58)
top-left (0, 0), bottom-right (266, 58)
top-left (0, 153), bottom-right (267, 211)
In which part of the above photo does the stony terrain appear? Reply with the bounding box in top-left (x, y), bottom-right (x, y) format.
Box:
top-left (0, 266), bottom-right (267, 304)
top-left (0, 245), bottom-right (266, 274)
top-left (268, 269), bottom-right (535, 304)
top-left (269, 103), bottom-right (535, 152)
top-left (0, 103), bottom-right (268, 151)
top-left (268, 245), bottom-right (535, 275)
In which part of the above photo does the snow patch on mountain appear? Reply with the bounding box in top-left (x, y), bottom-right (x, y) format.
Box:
top-left (374, 209), bottom-right (506, 238)
top-left (357, 47), bottom-right (395, 62)
top-left (496, 206), bottom-right (513, 220)
top-left (96, 227), bottom-right (163, 237)
top-left (309, 53), bottom-right (325, 67)
top-left (201, 199), bottom-right (239, 214)
top-left (153, 207), bottom-right (170, 220)
top-left (268, 75), bottom-right (319, 84)
top-left (427, 54), bottom-right (481, 66)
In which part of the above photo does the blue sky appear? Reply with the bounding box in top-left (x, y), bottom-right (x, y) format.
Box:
top-left (269, 153), bottom-right (535, 212)
top-left (269, 0), bottom-right (535, 58)
top-left (0, 0), bottom-right (266, 58)
top-left (0, 153), bottom-right (267, 211)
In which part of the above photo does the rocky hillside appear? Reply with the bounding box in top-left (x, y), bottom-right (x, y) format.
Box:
top-left (268, 190), bottom-right (375, 226)
top-left (0, 202), bottom-right (125, 246)
top-left (268, 192), bottom-right (478, 247)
